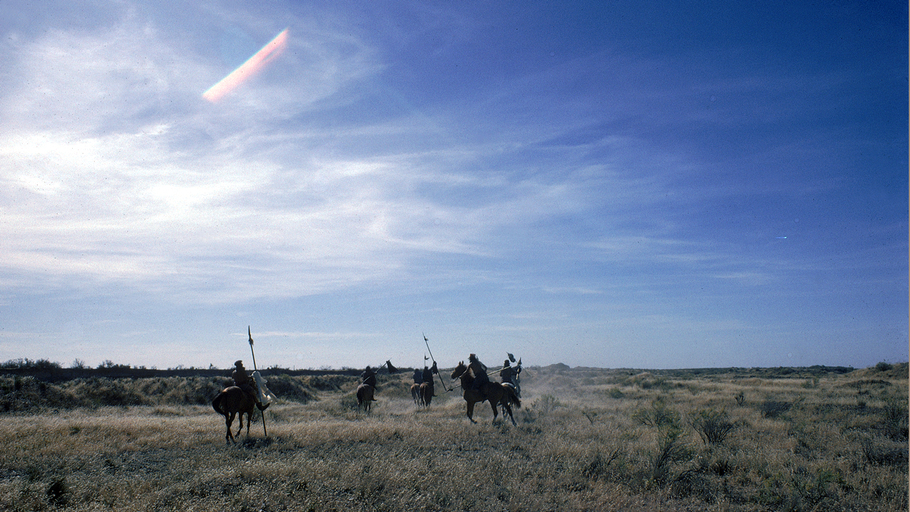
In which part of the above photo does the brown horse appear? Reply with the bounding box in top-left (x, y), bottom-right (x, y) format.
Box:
top-left (410, 383), bottom-right (421, 404)
top-left (212, 386), bottom-right (258, 444)
top-left (451, 361), bottom-right (521, 425)
top-left (419, 381), bottom-right (434, 407)
top-left (356, 383), bottom-right (375, 412)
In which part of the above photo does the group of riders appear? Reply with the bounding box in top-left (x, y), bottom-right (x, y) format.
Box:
top-left (229, 353), bottom-right (520, 408)
top-left (409, 353), bottom-right (522, 401)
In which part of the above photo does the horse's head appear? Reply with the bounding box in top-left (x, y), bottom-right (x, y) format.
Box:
top-left (451, 361), bottom-right (468, 380)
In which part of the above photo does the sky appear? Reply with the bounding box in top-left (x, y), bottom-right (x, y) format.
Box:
top-left (0, 1), bottom-right (906, 371)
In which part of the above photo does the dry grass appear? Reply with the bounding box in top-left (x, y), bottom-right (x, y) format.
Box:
top-left (0, 364), bottom-right (906, 511)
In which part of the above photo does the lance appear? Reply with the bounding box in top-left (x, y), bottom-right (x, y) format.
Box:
top-left (248, 326), bottom-right (267, 437)
top-left (423, 333), bottom-right (453, 392)
top-left (248, 326), bottom-right (258, 371)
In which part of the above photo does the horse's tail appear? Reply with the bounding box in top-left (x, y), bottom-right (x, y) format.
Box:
top-left (506, 385), bottom-right (521, 408)
top-left (212, 391), bottom-right (226, 416)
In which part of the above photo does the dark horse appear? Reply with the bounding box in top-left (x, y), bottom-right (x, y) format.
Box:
top-left (356, 383), bottom-right (375, 412)
top-left (418, 381), bottom-right (434, 407)
top-left (451, 361), bottom-right (521, 425)
top-left (212, 386), bottom-right (259, 444)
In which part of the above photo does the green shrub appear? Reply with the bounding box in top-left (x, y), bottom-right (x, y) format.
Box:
top-left (635, 399), bottom-right (689, 486)
top-left (760, 399), bottom-right (791, 418)
top-left (882, 398), bottom-right (908, 439)
top-left (690, 408), bottom-right (736, 445)
top-left (533, 394), bottom-right (560, 415)
top-left (861, 437), bottom-right (909, 466)
top-left (651, 423), bottom-right (688, 485)
top-left (734, 390), bottom-right (745, 406)
top-left (633, 398), bottom-right (680, 429)
top-left (671, 469), bottom-right (715, 502)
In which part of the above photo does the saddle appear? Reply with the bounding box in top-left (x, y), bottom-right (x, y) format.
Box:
top-left (237, 383), bottom-right (270, 410)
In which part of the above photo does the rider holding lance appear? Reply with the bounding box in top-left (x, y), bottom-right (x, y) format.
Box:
top-left (500, 359), bottom-right (519, 385)
top-left (421, 362), bottom-right (437, 396)
top-left (232, 360), bottom-right (265, 408)
top-left (468, 353), bottom-right (489, 400)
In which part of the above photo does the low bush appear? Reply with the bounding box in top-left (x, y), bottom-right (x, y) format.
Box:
top-left (862, 437), bottom-right (909, 466)
top-left (690, 408), bottom-right (736, 445)
top-left (760, 399), bottom-right (791, 418)
top-left (633, 398), bottom-right (680, 429)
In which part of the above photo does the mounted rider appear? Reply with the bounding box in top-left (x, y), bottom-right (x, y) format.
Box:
top-left (421, 362), bottom-right (437, 396)
top-left (361, 366), bottom-right (378, 388)
top-left (500, 359), bottom-right (518, 385)
top-left (468, 353), bottom-right (489, 401)
top-left (232, 360), bottom-right (267, 409)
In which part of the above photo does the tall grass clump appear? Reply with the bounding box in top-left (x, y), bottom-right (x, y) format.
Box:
top-left (690, 407), bottom-right (736, 445)
top-left (632, 397), bottom-right (680, 429)
top-left (633, 398), bottom-right (690, 485)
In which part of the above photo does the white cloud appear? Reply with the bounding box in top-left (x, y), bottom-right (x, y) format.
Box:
top-left (0, 8), bottom-right (405, 303)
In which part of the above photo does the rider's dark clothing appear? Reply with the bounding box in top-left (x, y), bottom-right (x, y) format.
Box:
top-left (468, 355), bottom-right (489, 398)
top-left (413, 369), bottom-right (423, 384)
top-left (232, 366), bottom-right (251, 391)
top-left (500, 359), bottom-right (521, 385)
top-left (232, 362), bottom-right (259, 403)
top-left (361, 367), bottom-right (377, 388)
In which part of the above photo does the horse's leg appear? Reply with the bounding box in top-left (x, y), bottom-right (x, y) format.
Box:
top-left (226, 412), bottom-right (236, 444)
top-left (245, 411), bottom-right (251, 438)
top-left (489, 400), bottom-right (499, 423)
top-left (235, 411), bottom-right (244, 438)
top-left (466, 399), bottom-right (477, 423)
top-left (503, 402), bottom-right (516, 426)
top-left (486, 387), bottom-right (503, 423)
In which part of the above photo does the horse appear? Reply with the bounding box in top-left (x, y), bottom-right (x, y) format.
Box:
top-left (451, 361), bottom-right (521, 425)
top-left (356, 383), bottom-right (375, 412)
top-left (212, 386), bottom-right (258, 444)
top-left (410, 383), bottom-right (421, 404)
top-left (419, 381), bottom-right (434, 407)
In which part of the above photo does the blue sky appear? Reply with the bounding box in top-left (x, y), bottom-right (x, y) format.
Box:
top-left (0, 1), bottom-right (906, 370)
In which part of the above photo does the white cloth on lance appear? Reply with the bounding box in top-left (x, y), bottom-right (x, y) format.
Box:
top-left (252, 371), bottom-right (275, 405)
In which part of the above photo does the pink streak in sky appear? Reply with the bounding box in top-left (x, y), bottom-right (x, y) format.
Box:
top-left (203, 28), bottom-right (289, 103)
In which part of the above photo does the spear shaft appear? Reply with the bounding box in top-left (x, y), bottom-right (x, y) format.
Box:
top-left (423, 334), bottom-right (452, 392)
top-left (248, 326), bottom-right (267, 437)
top-left (248, 326), bottom-right (258, 371)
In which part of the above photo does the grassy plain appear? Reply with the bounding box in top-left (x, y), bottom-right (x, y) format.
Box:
top-left (0, 363), bottom-right (906, 511)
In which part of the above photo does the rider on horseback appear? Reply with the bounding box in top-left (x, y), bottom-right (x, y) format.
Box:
top-left (500, 359), bottom-right (518, 384)
top-left (468, 353), bottom-right (489, 401)
top-left (361, 366), bottom-right (378, 388)
top-left (232, 360), bottom-right (267, 410)
top-left (421, 362), bottom-right (436, 396)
